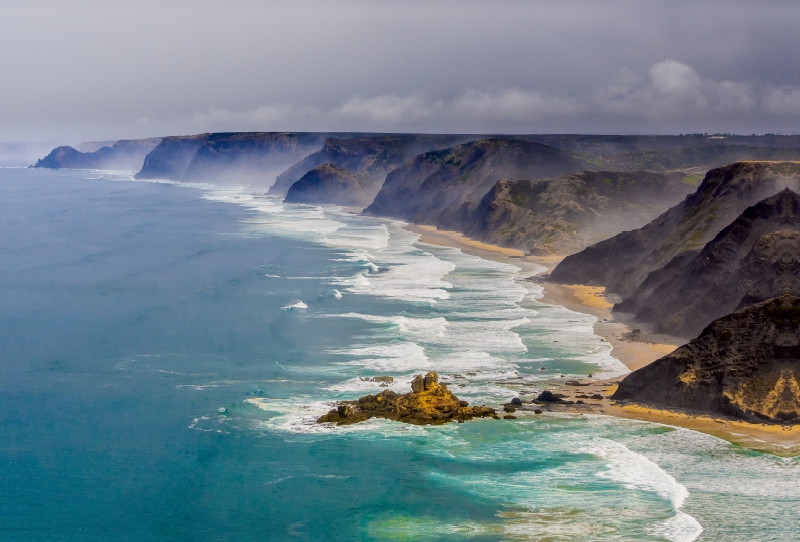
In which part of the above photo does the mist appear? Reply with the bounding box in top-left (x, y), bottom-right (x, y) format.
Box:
top-left (3, 0), bottom-right (800, 142)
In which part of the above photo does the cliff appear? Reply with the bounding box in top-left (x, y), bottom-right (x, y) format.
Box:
top-left (181, 132), bottom-right (338, 185)
top-left (612, 294), bottom-right (800, 424)
top-left (464, 170), bottom-right (699, 255)
top-left (284, 164), bottom-right (372, 207)
top-left (550, 162), bottom-right (800, 297)
top-left (34, 138), bottom-right (161, 171)
top-left (269, 134), bottom-right (475, 197)
top-left (135, 132), bottom-right (355, 183)
top-left (134, 134), bottom-right (210, 180)
top-left (614, 189), bottom-right (800, 338)
top-left (365, 139), bottom-right (593, 231)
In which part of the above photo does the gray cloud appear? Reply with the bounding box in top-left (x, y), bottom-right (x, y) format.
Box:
top-left (3, 0), bottom-right (800, 142)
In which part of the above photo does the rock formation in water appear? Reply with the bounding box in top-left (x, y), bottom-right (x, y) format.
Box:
top-left (550, 162), bottom-right (800, 297)
top-left (464, 170), bottom-right (699, 255)
top-left (317, 371), bottom-right (496, 425)
top-left (34, 138), bottom-right (161, 171)
top-left (269, 135), bottom-right (475, 198)
top-left (365, 139), bottom-right (594, 231)
top-left (612, 295), bottom-right (800, 424)
top-left (284, 164), bottom-right (372, 207)
top-left (615, 189), bottom-right (800, 338)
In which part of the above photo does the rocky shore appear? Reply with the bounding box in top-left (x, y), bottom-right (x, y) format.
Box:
top-left (317, 372), bottom-right (497, 425)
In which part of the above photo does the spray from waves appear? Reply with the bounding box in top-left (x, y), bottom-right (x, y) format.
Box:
top-left (582, 438), bottom-right (703, 542)
top-left (132, 182), bottom-right (627, 410)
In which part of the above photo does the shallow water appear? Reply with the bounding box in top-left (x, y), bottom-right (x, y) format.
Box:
top-left (0, 167), bottom-right (796, 541)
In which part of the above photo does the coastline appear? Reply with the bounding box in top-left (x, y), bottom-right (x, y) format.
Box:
top-left (404, 223), bottom-right (800, 456)
top-left (404, 223), bottom-right (677, 372)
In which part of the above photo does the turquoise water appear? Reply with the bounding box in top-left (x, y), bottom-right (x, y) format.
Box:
top-left (0, 167), bottom-right (797, 541)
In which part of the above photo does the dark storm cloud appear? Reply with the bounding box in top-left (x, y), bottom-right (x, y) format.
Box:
top-left (2, 0), bottom-right (800, 142)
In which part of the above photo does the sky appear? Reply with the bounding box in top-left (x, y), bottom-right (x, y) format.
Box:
top-left (3, 0), bottom-right (800, 143)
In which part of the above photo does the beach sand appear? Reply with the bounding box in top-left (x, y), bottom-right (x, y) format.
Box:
top-left (405, 223), bottom-right (800, 456)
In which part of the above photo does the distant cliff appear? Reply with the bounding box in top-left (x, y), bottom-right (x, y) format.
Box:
top-left (181, 132), bottom-right (340, 185)
top-left (549, 162), bottom-right (800, 296)
top-left (284, 164), bottom-right (371, 207)
top-left (34, 138), bottom-right (161, 171)
top-left (612, 294), bottom-right (800, 424)
top-left (365, 139), bottom-right (593, 230)
top-left (269, 134), bottom-right (475, 198)
top-left (464, 170), bottom-right (699, 255)
top-left (135, 132), bottom-right (353, 183)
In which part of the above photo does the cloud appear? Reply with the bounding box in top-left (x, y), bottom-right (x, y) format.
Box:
top-left (128, 60), bottom-right (800, 137)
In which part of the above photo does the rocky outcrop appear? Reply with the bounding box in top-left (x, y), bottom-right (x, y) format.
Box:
top-left (612, 295), bottom-right (800, 424)
top-left (464, 170), bottom-right (699, 255)
top-left (365, 139), bottom-right (594, 231)
top-left (317, 371), bottom-right (496, 425)
top-left (270, 135), bottom-right (474, 197)
top-left (34, 138), bottom-right (161, 171)
top-left (284, 164), bottom-right (372, 207)
top-left (550, 162), bottom-right (800, 297)
top-left (615, 189), bottom-right (800, 338)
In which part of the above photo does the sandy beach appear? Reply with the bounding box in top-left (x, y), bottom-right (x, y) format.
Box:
top-left (406, 223), bottom-right (800, 456)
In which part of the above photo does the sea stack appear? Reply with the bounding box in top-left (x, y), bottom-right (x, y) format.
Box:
top-left (317, 371), bottom-right (497, 425)
top-left (612, 294), bottom-right (800, 424)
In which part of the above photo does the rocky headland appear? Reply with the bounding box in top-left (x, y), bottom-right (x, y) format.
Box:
top-left (612, 295), bottom-right (800, 424)
top-left (317, 372), bottom-right (497, 425)
top-left (34, 138), bottom-right (161, 171)
top-left (270, 134), bottom-right (475, 199)
top-left (463, 169), bottom-right (699, 255)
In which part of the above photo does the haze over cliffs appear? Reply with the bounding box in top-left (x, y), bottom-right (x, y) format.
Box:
top-left (270, 134), bottom-right (474, 199)
top-left (615, 188), bottom-right (800, 338)
top-left (284, 164), bottom-right (371, 207)
top-left (365, 139), bottom-right (593, 230)
top-left (135, 132), bottom-right (345, 184)
top-left (34, 138), bottom-right (161, 171)
top-left (463, 170), bottom-right (700, 255)
top-left (550, 162), bottom-right (800, 297)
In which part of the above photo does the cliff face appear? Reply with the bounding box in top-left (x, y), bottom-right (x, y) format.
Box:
top-left (269, 134), bottom-right (475, 197)
top-left (612, 295), bottom-right (800, 424)
top-left (365, 139), bottom-right (592, 230)
top-left (135, 132), bottom-right (350, 183)
top-left (181, 132), bottom-right (335, 185)
top-left (134, 134), bottom-right (210, 180)
top-left (550, 162), bottom-right (800, 296)
top-left (34, 138), bottom-right (161, 171)
top-left (284, 164), bottom-right (371, 207)
top-left (464, 170), bottom-right (698, 255)
top-left (614, 189), bottom-right (800, 338)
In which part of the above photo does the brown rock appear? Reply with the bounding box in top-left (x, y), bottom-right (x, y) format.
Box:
top-left (317, 371), bottom-right (496, 426)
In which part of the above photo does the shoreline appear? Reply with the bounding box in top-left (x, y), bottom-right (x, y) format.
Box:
top-left (404, 223), bottom-right (800, 456)
top-left (405, 223), bottom-right (678, 372)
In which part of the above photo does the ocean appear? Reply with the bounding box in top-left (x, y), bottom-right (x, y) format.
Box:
top-left (0, 166), bottom-right (796, 541)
